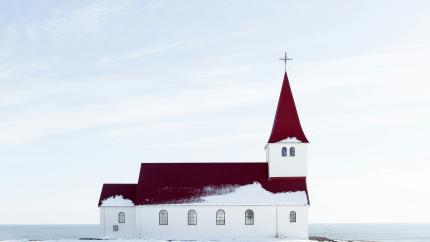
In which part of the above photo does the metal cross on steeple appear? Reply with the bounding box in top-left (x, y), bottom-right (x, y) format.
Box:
top-left (279, 52), bottom-right (292, 72)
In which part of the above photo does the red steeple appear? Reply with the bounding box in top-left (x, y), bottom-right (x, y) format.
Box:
top-left (268, 72), bottom-right (308, 143)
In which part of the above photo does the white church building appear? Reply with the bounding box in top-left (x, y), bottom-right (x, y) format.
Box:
top-left (98, 69), bottom-right (311, 240)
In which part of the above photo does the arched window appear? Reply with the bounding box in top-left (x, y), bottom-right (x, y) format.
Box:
top-left (245, 209), bottom-right (254, 225)
top-left (188, 209), bottom-right (197, 225)
top-left (159, 210), bottom-right (168, 225)
top-left (289, 211), bottom-right (296, 223)
top-left (282, 147), bottom-right (288, 157)
top-left (118, 212), bottom-right (125, 223)
top-left (290, 147), bottom-right (295, 157)
top-left (216, 209), bottom-right (225, 225)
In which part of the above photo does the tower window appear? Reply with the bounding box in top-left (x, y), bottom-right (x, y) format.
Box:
top-left (289, 211), bottom-right (296, 223)
top-left (216, 209), bottom-right (225, 225)
top-left (282, 147), bottom-right (288, 157)
top-left (159, 210), bottom-right (168, 225)
top-left (290, 147), bottom-right (295, 157)
top-left (188, 209), bottom-right (197, 225)
top-left (245, 209), bottom-right (254, 225)
top-left (118, 212), bottom-right (125, 223)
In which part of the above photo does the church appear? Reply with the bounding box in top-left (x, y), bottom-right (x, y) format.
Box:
top-left (98, 68), bottom-right (311, 240)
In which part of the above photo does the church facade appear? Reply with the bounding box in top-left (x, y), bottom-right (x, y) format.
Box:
top-left (98, 70), bottom-right (310, 240)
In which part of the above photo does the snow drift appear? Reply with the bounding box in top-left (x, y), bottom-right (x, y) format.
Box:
top-left (101, 195), bottom-right (134, 206)
top-left (192, 182), bottom-right (308, 205)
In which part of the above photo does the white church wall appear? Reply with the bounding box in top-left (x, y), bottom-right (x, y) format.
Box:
top-left (267, 142), bottom-right (307, 177)
top-left (100, 206), bottom-right (137, 238)
top-left (136, 204), bottom-right (308, 240)
top-left (137, 205), bottom-right (276, 239)
top-left (277, 205), bottom-right (308, 239)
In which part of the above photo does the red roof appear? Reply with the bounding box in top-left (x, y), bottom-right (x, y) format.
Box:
top-left (99, 163), bottom-right (309, 206)
top-left (98, 184), bottom-right (136, 206)
top-left (268, 72), bottom-right (308, 143)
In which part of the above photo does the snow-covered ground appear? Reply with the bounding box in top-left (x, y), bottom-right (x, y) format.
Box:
top-left (2, 240), bottom-right (317, 242)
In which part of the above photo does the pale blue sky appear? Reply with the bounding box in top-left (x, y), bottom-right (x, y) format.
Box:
top-left (1, 0), bottom-right (430, 224)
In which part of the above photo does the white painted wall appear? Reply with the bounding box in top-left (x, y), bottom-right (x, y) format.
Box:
top-left (100, 204), bottom-right (308, 239)
top-left (266, 142), bottom-right (307, 177)
top-left (277, 205), bottom-right (309, 239)
top-left (136, 204), bottom-right (308, 240)
top-left (100, 206), bottom-right (137, 238)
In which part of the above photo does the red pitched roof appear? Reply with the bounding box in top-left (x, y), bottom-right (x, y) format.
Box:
top-left (98, 184), bottom-right (136, 206)
top-left (268, 72), bottom-right (308, 143)
top-left (99, 163), bottom-right (309, 206)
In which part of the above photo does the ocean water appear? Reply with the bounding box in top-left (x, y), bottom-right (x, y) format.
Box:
top-left (0, 224), bottom-right (429, 241)
top-left (309, 223), bottom-right (430, 242)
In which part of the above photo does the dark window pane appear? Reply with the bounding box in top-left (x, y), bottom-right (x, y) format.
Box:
top-left (282, 147), bottom-right (288, 157)
top-left (245, 209), bottom-right (254, 225)
top-left (290, 147), bottom-right (295, 157)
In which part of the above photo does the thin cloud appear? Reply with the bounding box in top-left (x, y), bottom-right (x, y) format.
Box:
top-left (24, 1), bottom-right (127, 43)
top-left (0, 85), bottom-right (276, 144)
top-left (97, 42), bottom-right (182, 65)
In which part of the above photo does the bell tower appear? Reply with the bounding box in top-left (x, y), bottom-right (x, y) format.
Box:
top-left (266, 69), bottom-right (309, 178)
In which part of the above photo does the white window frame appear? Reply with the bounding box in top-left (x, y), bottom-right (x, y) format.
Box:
top-left (289, 211), bottom-right (296, 223)
top-left (216, 209), bottom-right (225, 225)
top-left (188, 209), bottom-right (197, 225)
top-left (159, 210), bottom-right (168, 225)
top-left (245, 209), bottom-right (254, 225)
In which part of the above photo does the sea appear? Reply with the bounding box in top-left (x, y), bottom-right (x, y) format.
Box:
top-left (0, 224), bottom-right (429, 242)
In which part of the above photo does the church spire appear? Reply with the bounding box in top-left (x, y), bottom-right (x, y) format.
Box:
top-left (267, 71), bottom-right (308, 143)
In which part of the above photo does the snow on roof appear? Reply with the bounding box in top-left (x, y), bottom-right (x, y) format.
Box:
top-left (280, 137), bottom-right (302, 143)
top-left (135, 163), bottom-right (308, 205)
top-left (193, 182), bottom-right (308, 205)
top-left (99, 163), bottom-right (309, 206)
top-left (101, 195), bottom-right (135, 207)
top-left (98, 184), bottom-right (136, 206)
